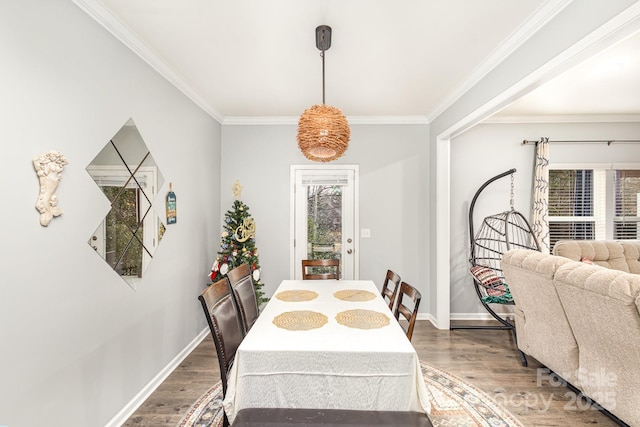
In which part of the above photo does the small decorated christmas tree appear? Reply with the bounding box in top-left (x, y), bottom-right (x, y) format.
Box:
top-left (209, 181), bottom-right (267, 305)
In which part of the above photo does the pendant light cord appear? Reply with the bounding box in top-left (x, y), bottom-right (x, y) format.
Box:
top-left (321, 50), bottom-right (326, 105)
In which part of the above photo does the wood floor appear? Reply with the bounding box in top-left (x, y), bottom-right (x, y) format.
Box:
top-left (123, 320), bottom-right (620, 426)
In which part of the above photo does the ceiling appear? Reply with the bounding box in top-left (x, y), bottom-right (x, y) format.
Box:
top-left (496, 28), bottom-right (640, 119)
top-left (78, 0), bottom-right (640, 123)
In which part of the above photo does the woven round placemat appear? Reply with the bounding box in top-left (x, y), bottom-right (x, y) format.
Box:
top-left (333, 289), bottom-right (376, 302)
top-left (275, 290), bottom-right (319, 302)
top-left (335, 309), bottom-right (390, 329)
top-left (273, 310), bottom-right (328, 331)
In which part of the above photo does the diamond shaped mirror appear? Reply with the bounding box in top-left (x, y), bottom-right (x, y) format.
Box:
top-left (87, 119), bottom-right (166, 290)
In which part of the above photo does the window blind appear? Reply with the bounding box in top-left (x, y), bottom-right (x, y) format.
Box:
top-left (548, 170), bottom-right (594, 248)
top-left (614, 169), bottom-right (640, 240)
top-left (548, 167), bottom-right (640, 248)
top-left (91, 175), bottom-right (148, 189)
top-left (301, 174), bottom-right (349, 186)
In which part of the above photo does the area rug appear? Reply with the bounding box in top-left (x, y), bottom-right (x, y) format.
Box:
top-left (177, 361), bottom-right (524, 427)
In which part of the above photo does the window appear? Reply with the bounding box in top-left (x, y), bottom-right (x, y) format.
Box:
top-left (614, 170), bottom-right (640, 240)
top-left (548, 166), bottom-right (640, 249)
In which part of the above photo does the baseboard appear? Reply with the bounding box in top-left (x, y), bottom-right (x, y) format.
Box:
top-left (104, 327), bottom-right (210, 427)
top-left (417, 312), bottom-right (510, 327)
top-left (450, 312), bottom-right (514, 321)
top-left (416, 312), bottom-right (437, 326)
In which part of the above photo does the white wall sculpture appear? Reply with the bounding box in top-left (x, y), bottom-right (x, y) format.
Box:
top-left (33, 150), bottom-right (68, 226)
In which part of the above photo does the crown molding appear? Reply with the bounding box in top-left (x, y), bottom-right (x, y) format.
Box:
top-left (427, 0), bottom-right (573, 123)
top-left (222, 116), bottom-right (430, 126)
top-left (72, 0), bottom-right (224, 124)
top-left (222, 116), bottom-right (298, 126)
top-left (347, 116), bottom-right (430, 125)
top-left (484, 113), bottom-right (640, 124)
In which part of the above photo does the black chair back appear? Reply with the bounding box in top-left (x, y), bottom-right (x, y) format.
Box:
top-left (227, 263), bottom-right (260, 335)
top-left (198, 278), bottom-right (244, 396)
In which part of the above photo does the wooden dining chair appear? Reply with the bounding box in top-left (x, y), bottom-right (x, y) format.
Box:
top-left (227, 263), bottom-right (260, 335)
top-left (393, 281), bottom-right (422, 341)
top-left (381, 269), bottom-right (401, 310)
top-left (198, 277), bottom-right (244, 427)
top-left (302, 259), bottom-right (340, 280)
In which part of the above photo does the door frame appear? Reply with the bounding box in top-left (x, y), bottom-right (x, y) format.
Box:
top-left (290, 164), bottom-right (360, 280)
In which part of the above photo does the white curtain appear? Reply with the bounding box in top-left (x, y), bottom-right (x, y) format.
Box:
top-left (531, 137), bottom-right (550, 253)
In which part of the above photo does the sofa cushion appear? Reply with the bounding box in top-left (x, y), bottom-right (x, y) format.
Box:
top-left (620, 240), bottom-right (640, 274)
top-left (553, 240), bottom-right (629, 272)
top-left (554, 262), bottom-right (640, 427)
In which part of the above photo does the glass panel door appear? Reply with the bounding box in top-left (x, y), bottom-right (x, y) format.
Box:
top-left (292, 166), bottom-right (358, 280)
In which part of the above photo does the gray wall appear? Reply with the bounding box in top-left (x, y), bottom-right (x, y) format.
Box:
top-left (0, 2), bottom-right (221, 426)
top-left (221, 123), bottom-right (428, 301)
top-left (450, 121), bottom-right (640, 317)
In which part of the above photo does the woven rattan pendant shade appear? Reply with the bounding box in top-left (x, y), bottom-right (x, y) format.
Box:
top-left (297, 25), bottom-right (350, 162)
top-left (297, 104), bottom-right (350, 162)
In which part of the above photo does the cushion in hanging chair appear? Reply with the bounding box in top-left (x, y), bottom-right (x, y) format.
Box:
top-left (469, 266), bottom-right (513, 304)
top-left (481, 292), bottom-right (513, 304)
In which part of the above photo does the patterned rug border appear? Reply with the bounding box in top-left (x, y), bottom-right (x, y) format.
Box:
top-left (177, 382), bottom-right (224, 427)
top-left (178, 360), bottom-right (524, 427)
top-left (421, 361), bottom-right (524, 427)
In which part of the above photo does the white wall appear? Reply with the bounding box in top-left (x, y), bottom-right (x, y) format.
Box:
top-left (0, 2), bottom-right (221, 426)
top-left (221, 123), bottom-right (428, 302)
top-left (450, 121), bottom-right (640, 317)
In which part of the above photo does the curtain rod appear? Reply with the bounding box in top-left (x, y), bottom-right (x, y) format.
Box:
top-left (522, 139), bottom-right (640, 146)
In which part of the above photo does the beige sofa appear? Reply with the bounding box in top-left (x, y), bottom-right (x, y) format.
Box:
top-left (501, 240), bottom-right (640, 427)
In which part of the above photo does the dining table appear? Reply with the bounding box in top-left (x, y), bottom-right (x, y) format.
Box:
top-left (222, 279), bottom-right (431, 424)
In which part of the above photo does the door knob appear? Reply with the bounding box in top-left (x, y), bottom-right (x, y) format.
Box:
top-left (347, 238), bottom-right (352, 243)
top-left (347, 249), bottom-right (353, 254)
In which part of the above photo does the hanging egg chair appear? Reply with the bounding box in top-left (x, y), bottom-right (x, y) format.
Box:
top-left (473, 210), bottom-right (541, 295)
top-left (451, 168), bottom-right (540, 367)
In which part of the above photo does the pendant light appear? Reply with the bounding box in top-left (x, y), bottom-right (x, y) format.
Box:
top-left (297, 25), bottom-right (350, 162)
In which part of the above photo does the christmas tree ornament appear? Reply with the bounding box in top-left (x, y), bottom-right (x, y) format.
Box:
top-left (235, 217), bottom-right (256, 242)
top-left (232, 180), bottom-right (243, 199)
top-left (220, 263), bottom-right (229, 275)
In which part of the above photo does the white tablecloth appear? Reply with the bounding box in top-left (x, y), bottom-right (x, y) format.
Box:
top-left (222, 279), bottom-right (431, 423)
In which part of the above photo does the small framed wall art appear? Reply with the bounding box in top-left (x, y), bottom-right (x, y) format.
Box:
top-left (166, 182), bottom-right (177, 224)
